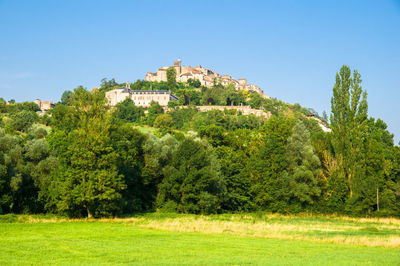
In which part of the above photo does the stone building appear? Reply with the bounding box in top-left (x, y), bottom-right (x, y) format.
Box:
top-left (145, 59), bottom-right (269, 98)
top-left (105, 84), bottom-right (178, 107)
top-left (34, 99), bottom-right (54, 112)
top-left (237, 78), bottom-right (248, 90)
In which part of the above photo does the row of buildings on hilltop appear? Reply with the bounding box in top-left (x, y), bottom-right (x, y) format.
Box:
top-left (34, 60), bottom-right (270, 115)
top-left (105, 84), bottom-right (272, 118)
top-left (145, 59), bottom-right (270, 98)
top-left (106, 60), bottom-right (270, 109)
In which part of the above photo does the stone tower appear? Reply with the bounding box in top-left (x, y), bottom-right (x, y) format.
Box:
top-left (34, 99), bottom-right (41, 109)
top-left (173, 59), bottom-right (182, 76)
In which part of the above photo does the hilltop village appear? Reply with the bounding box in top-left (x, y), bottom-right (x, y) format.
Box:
top-left (104, 59), bottom-right (274, 118)
top-left (28, 61), bottom-right (330, 130)
top-left (145, 59), bottom-right (270, 98)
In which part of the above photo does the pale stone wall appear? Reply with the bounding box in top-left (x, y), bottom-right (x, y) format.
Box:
top-left (203, 75), bottom-right (214, 86)
top-left (168, 105), bottom-right (271, 118)
top-left (238, 79), bottom-right (247, 90)
top-left (105, 89), bottom-right (131, 106)
top-left (41, 101), bottom-right (54, 111)
top-left (192, 73), bottom-right (203, 82)
top-left (34, 99), bottom-right (54, 112)
top-left (181, 66), bottom-right (192, 75)
top-left (105, 87), bottom-right (178, 107)
top-left (131, 91), bottom-right (171, 107)
top-left (145, 72), bottom-right (158, 81)
top-left (157, 68), bottom-right (167, 82)
top-left (179, 72), bottom-right (193, 83)
top-left (196, 105), bottom-right (271, 118)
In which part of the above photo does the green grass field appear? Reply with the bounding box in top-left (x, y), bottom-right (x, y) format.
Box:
top-left (1, 213), bottom-right (400, 265)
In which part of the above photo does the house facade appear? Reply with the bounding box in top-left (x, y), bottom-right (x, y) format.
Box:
top-left (105, 85), bottom-right (178, 107)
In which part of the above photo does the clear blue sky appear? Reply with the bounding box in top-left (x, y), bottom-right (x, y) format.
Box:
top-left (1, 0), bottom-right (399, 141)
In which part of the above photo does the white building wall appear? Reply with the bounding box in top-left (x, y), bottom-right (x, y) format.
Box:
top-left (105, 90), bottom-right (130, 106)
top-left (107, 88), bottom-right (175, 107)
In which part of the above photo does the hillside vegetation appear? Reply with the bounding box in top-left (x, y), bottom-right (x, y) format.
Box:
top-left (0, 65), bottom-right (399, 218)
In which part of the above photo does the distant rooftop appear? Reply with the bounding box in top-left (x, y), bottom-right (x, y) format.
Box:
top-left (114, 87), bottom-right (172, 94)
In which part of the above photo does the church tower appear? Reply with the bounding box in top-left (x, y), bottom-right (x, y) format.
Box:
top-left (173, 59), bottom-right (182, 76)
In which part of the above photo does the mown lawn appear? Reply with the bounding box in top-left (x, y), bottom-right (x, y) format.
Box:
top-left (1, 214), bottom-right (400, 265)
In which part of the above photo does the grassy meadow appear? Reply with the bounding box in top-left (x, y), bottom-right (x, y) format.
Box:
top-left (1, 213), bottom-right (400, 265)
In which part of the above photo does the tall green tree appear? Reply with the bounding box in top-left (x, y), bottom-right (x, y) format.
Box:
top-left (166, 67), bottom-right (177, 90)
top-left (110, 124), bottom-right (146, 213)
top-left (215, 146), bottom-right (253, 211)
top-left (284, 120), bottom-right (322, 211)
top-left (61, 90), bottom-right (73, 105)
top-left (353, 118), bottom-right (398, 214)
top-left (141, 134), bottom-right (179, 209)
top-left (156, 138), bottom-right (225, 214)
top-left (48, 88), bottom-right (126, 217)
top-left (330, 65), bottom-right (368, 199)
top-left (248, 116), bottom-right (295, 211)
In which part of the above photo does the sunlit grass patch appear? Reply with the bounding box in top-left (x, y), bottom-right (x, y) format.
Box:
top-left (1, 212), bottom-right (400, 247)
top-left (131, 213), bottom-right (400, 247)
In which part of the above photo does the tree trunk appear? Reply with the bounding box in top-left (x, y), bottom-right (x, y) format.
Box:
top-left (87, 207), bottom-right (92, 218)
top-left (376, 187), bottom-right (379, 212)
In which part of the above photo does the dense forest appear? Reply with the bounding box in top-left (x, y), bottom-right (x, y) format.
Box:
top-left (0, 65), bottom-right (399, 218)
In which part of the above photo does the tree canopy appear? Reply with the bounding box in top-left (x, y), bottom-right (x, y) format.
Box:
top-left (1, 65), bottom-right (399, 218)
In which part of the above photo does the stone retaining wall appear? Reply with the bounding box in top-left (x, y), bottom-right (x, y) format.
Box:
top-left (168, 105), bottom-right (271, 118)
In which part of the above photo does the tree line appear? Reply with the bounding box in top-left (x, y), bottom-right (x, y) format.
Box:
top-left (0, 65), bottom-right (399, 217)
